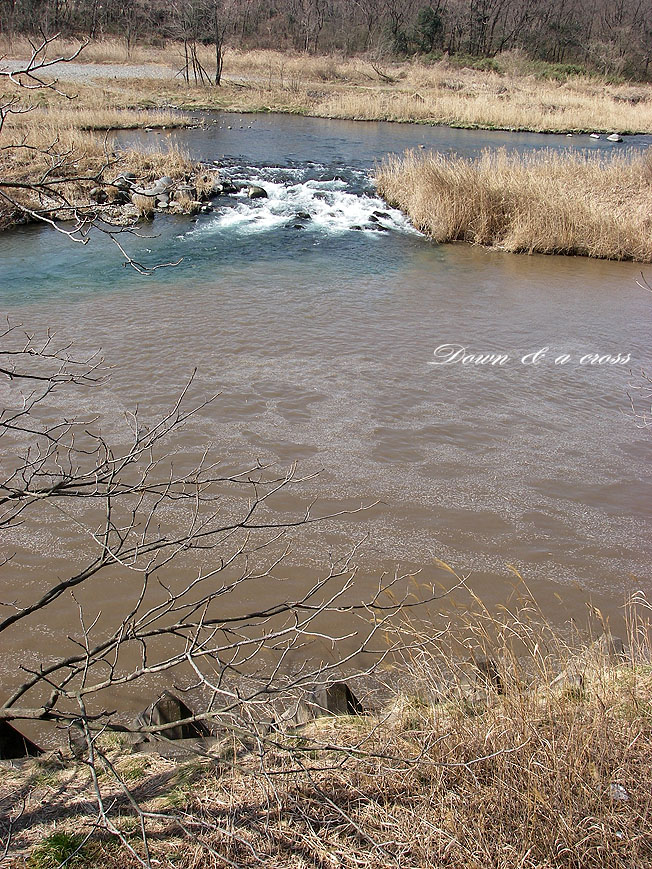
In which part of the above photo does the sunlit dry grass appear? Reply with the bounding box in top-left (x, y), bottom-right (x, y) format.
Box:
top-left (376, 148), bottom-right (652, 260)
top-left (2, 587), bottom-right (651, 868)
top-left (2, 39), bottom-right (652, 133)
top-left (0, 120), bottom-right (195, 227)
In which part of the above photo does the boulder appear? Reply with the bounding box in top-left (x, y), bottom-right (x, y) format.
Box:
top-left (130, 186), bottom-right (157, 198)
top-left (596, 633), bottom-right (626, 660)
top-left (288, 682), bottom-right (364, 727)
top-left (152, 176), bottom-right (174, 193)
top-left (313, 682), bottom-right (364, 716)
top-left (112, 172), bottom-right (137, 191)
top-left (295, 212), bottom-right (312, 221)
top-left (0, 721), bottom-right (42, 760)
top-left (550, 633), bottom-right (627, 692)
top-left (172, 184), bottom-right (197, 202)
top-left (112, 190), bottom-right (130, 205)
top-left (247, 184), bottom-right (268, 199)
top-left (134, 691), bottom-right (211, 742)
top-left (220, 181), bottom-right (239, 195)
top-left (89, 187), bottom-right (108, 204)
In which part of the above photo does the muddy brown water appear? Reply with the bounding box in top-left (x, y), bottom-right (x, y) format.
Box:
top-left (0, 114), bottom-right (650, 740)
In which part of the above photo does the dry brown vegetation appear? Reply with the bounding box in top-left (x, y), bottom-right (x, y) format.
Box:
top-left (2, 40), bottom-right (652, 134)
top-left (376, 148), bottom-right (652, 261)
top-left (0, 118), bottom-right (196, 228)
top-left (3, 589), bottom-right (652, 869)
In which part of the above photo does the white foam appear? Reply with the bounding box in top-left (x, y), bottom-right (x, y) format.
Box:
top-left (185, 167), bottom-right (420, 239)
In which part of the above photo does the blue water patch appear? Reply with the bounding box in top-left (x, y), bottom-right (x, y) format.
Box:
top-left (0, 163), bottom-right (428, 305)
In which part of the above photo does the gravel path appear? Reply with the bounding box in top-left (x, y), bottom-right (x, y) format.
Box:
top-left (1, 59), bottom-right (178, 82)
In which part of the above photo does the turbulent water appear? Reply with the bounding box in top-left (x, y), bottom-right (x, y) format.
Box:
top-left (1, 113), bottom-right (651, 654)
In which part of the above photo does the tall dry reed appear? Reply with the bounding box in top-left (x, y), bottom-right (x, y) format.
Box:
top-left (376, 148), bottom-right (652, 260)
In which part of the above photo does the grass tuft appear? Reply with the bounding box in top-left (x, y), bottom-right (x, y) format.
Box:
top-left (27, 832), bottom-right (87, 868)
top-left (376, 147), bottom-right (652, 261)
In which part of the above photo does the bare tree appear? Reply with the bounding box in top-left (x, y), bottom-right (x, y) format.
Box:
top-left (0, 323), bottom-right (445, 861)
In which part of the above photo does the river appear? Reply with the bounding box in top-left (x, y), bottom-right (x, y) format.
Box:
top-left (0, 113), bottom-right (650, 715)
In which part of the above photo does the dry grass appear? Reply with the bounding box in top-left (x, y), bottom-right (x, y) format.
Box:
top-left (3, 588), bottom-right (652, 868)
top-left (3, 39), bottom-right (652, 133)
top-left (0, 35), bottom-right (170, 66)
top-left (130, 192), bottom-right (155, 218)
top-left (0, 120), bottom-right (196, 227)
top-left (376, 148), bottom-right (652, 261)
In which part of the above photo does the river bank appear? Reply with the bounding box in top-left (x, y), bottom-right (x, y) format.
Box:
top-left (2, 623), bottom-right (651, 869)
top-left (3, 43), bottom-right (652, 135)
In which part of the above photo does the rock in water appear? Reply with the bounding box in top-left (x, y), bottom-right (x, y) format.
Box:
top-left (607, 132), bottom-right (623, 142)
top-left (247, 185), bottom-right (268, 199)
top-left (0, 721), bottom-right (42, 759)
top-left (135, 690), bottom-right (211, 741)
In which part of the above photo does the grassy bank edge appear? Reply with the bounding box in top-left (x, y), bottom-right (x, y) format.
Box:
top-left (3, 634), bottom-right (652, 868)
top-left (376, 148), bottom-right (652, 262)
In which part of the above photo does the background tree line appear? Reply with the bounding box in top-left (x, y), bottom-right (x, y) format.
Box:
top-left (2, 0), bottom-right (652, 80)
